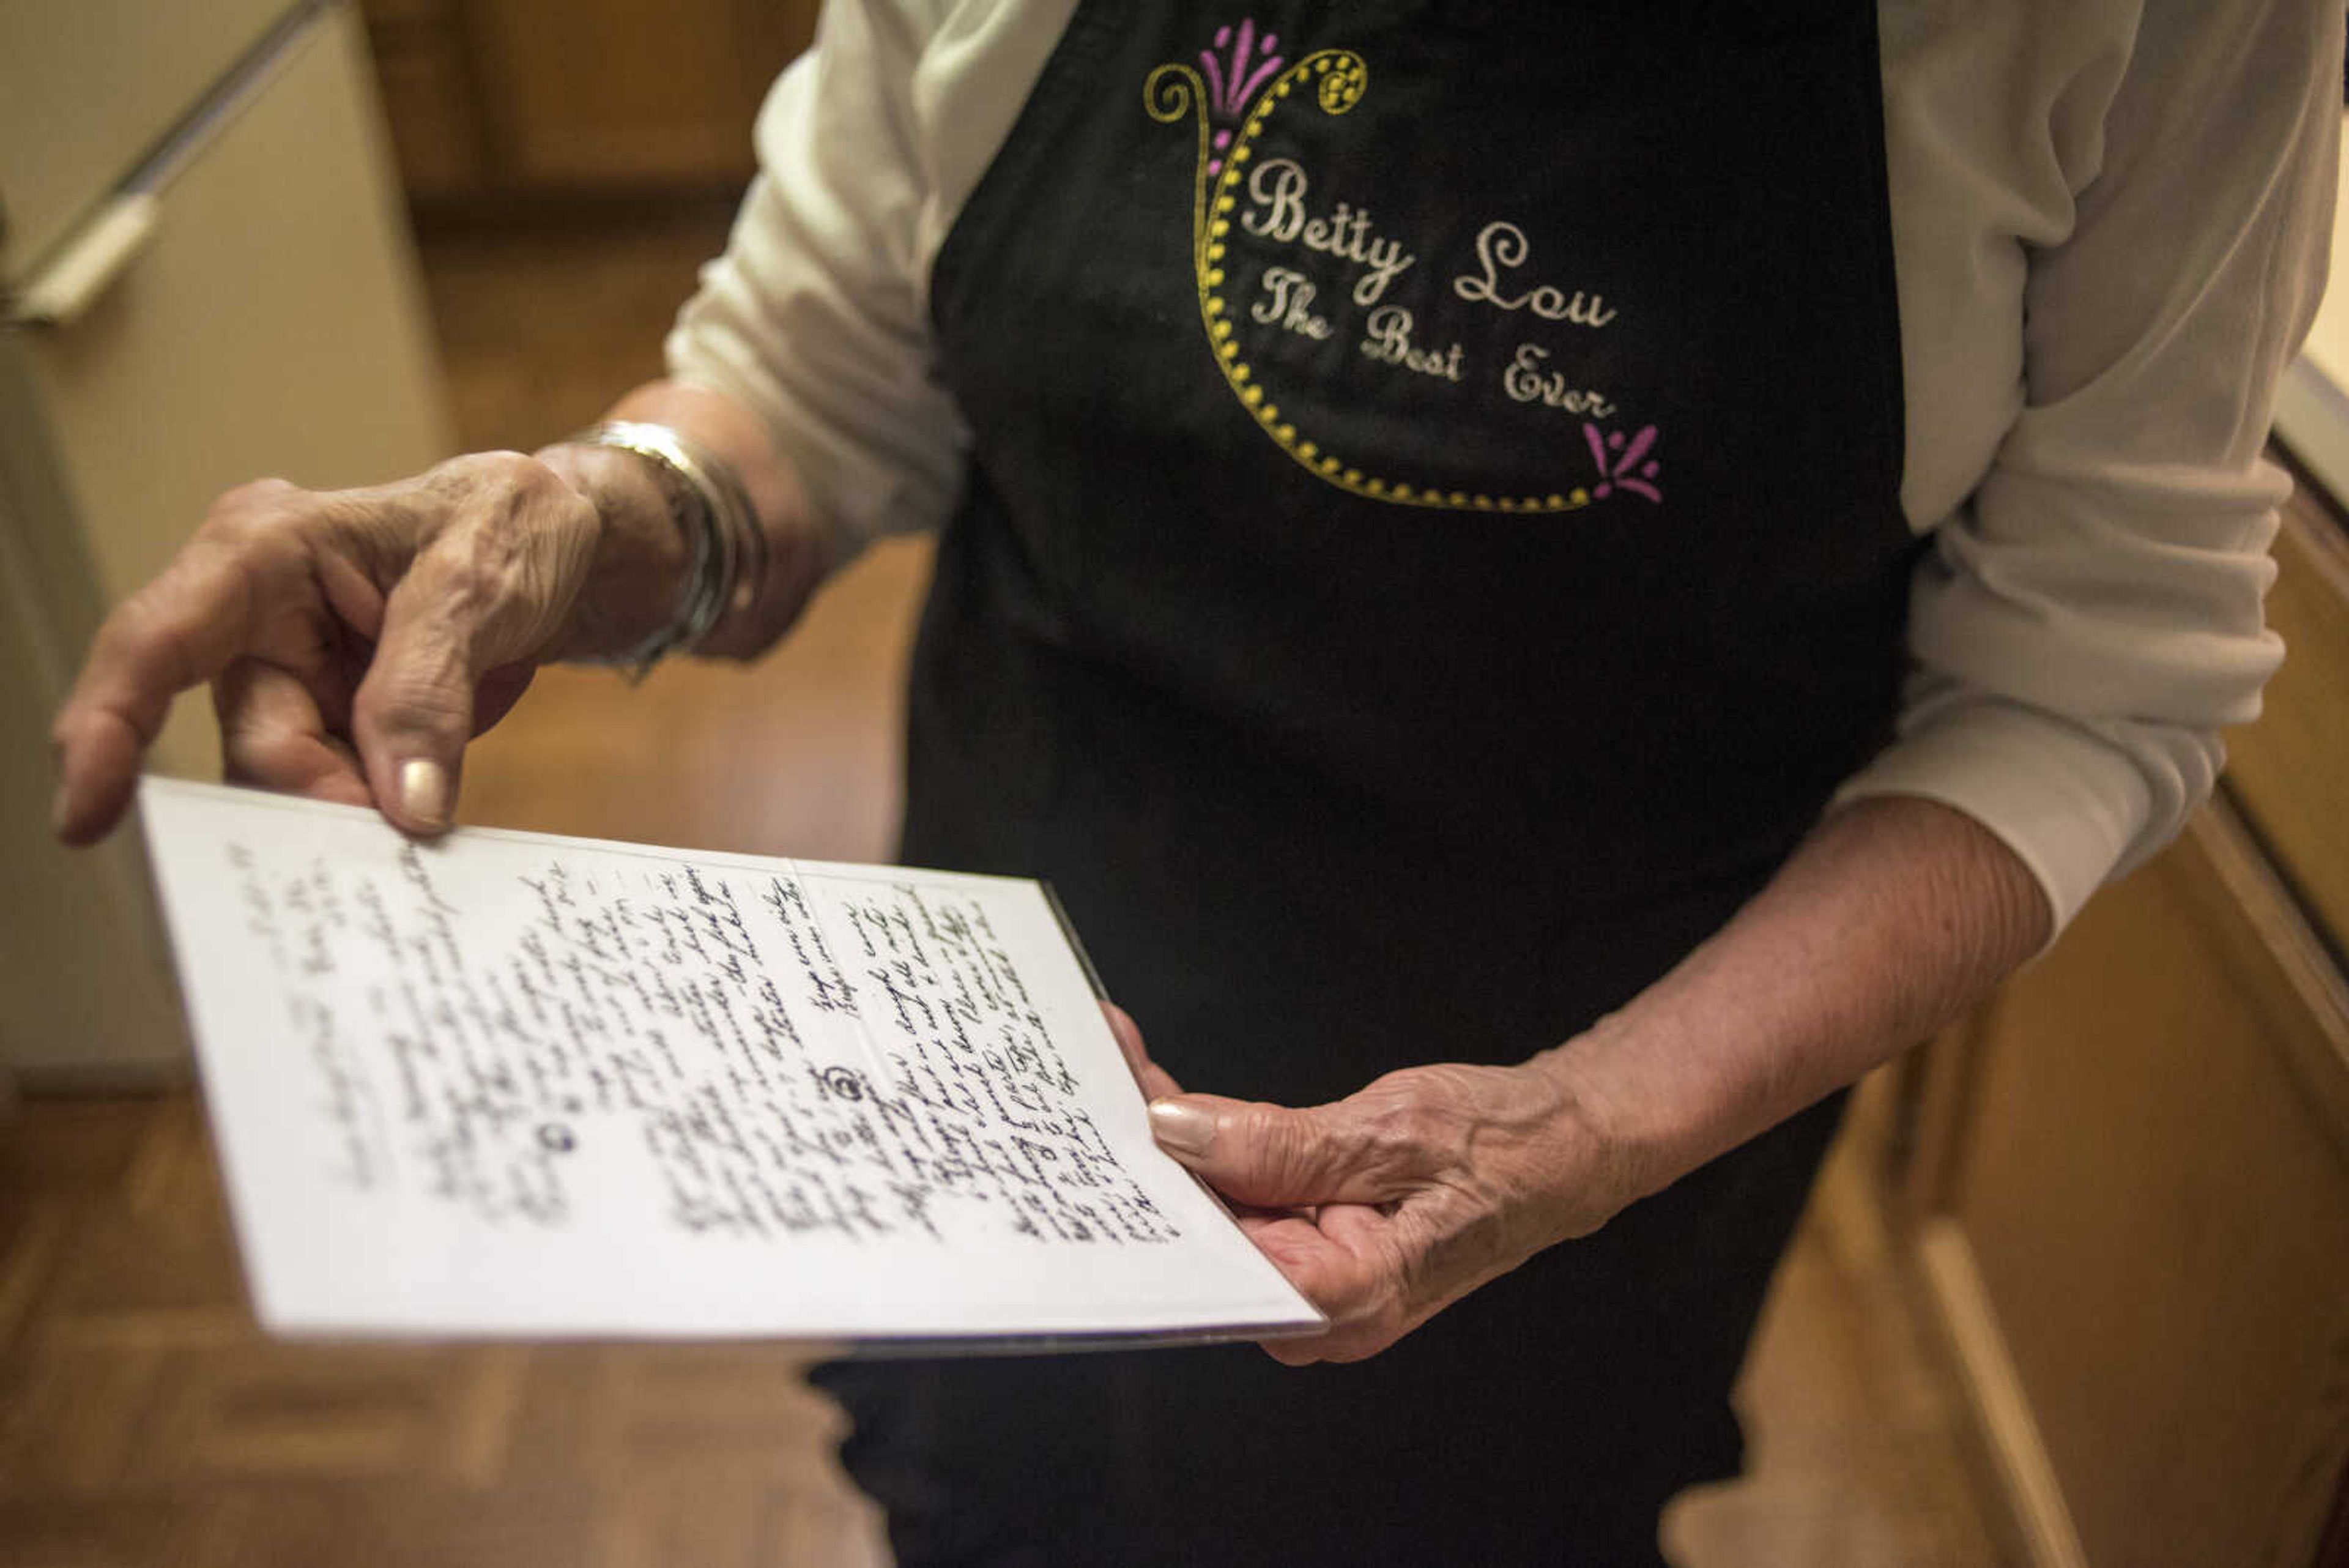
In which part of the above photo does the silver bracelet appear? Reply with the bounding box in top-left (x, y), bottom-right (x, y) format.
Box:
top-left (567, 420), bottom-right (768, 678)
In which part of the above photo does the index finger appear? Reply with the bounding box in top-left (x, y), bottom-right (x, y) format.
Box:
top-left (1100, 1000), bottom-right (1183, 1101)
top-left (1238, 1205), bottom-right (1400, 1365)
top-left (51, 533), bottom-right (278, 844)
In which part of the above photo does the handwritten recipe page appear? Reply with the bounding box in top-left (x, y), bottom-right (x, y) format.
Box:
top-left (138, 779), bottom-right (1319, 1348)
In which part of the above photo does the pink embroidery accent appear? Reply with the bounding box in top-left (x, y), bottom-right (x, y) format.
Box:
top-left (1203, 21), bottom-right (1285, 124)
top-left (1584, 423), bottom-right (1663, 503)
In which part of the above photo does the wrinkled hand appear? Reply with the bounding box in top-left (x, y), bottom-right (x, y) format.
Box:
top-left (1145, 1059), bottom-right (1633, 1365)
top-left (51, 450), bottom-right (650, 844)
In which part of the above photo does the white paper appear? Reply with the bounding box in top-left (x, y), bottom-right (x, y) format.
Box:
top-left (137, 778), bottom-right (1321, 1347)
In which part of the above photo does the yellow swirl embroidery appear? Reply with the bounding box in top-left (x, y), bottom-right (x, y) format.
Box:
top-left (1146, 51), bottom-right (1590, 514)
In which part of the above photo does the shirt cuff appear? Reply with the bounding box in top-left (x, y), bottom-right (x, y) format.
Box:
top-left (1830, 702), bottom-right (2155, 946)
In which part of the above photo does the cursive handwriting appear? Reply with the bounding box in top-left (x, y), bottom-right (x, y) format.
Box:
top-left (220, 841), bottom-right (1179, 1250)
top-left (1453, 221), bottom-right (1617, 328)
top-left (1360, 306), bottom-right (1464, 381)
top-left (1241, 158), bottom-right (1418, 307)
top-left (1502, 343), bottom-right (1616, 417)
top-left (1253, 266), bottom-right (1334, 339)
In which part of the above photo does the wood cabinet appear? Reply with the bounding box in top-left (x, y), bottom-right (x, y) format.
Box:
top-left (1898, 479), bottom-right (2349, 1568)
top-left (358, 0), bottom-right (820, 204)
top-left (2225, 481), bottom-right (2349, 952)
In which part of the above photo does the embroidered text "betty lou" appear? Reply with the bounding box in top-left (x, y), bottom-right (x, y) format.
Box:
top-left (1239, 159), bottom-right (1416, 307)
top-left (1237, 163), bottom-right (1617, 330)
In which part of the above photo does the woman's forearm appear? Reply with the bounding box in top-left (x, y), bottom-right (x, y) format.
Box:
top-left (535, 379), bottom-right (825, 664)
top-left (1134, 793), bottom-right (2054, 1363)
top-left (1540, 794), bottom-right (2053, 1208)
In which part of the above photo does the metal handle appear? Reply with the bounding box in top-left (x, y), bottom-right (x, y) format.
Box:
top-left (7, 193), bottom-right (161, 328)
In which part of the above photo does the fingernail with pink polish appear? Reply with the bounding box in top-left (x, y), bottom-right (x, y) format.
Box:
top-left (1149, 1099), bottom-right (1217, 1155)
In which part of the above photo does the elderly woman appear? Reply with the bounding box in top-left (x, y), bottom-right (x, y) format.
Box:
top-left (52, 0), bottom-right (2340, 1561)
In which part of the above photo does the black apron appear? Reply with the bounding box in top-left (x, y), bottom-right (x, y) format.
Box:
top-left (820, 2), bottom-right (1914, 1561)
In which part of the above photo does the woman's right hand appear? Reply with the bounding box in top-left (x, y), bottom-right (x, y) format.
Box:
top-left (49, 446), bottom-right (672, 844)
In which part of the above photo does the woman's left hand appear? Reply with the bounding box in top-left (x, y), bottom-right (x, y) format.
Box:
top-left (1144, 1058), bottom-right (1638, 1365)
top-left (1128, 798), bottom-right (2052, 1366)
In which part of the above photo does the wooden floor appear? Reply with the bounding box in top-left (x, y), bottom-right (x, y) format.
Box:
top-left (0, 210), bottom-right (2014, 1567)
top-left (0, 1096), bottom-right (888, 1567)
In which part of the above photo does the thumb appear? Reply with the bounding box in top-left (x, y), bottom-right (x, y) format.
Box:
top-left (351, 544), bottom-right (562, 838)
top-left (350, 568), bottom-right (484, 837)
top-left (346, 464), bottom-right (595, 837)
top-left (1146, 1094), bottom-right (1416, 1209)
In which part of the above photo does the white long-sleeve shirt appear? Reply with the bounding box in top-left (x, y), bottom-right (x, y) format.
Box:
top-left (668, 0), bottom-right (2342, 938)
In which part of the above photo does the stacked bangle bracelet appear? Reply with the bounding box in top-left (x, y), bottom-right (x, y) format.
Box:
top-left (567, 420), bottom-right (768, 678)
